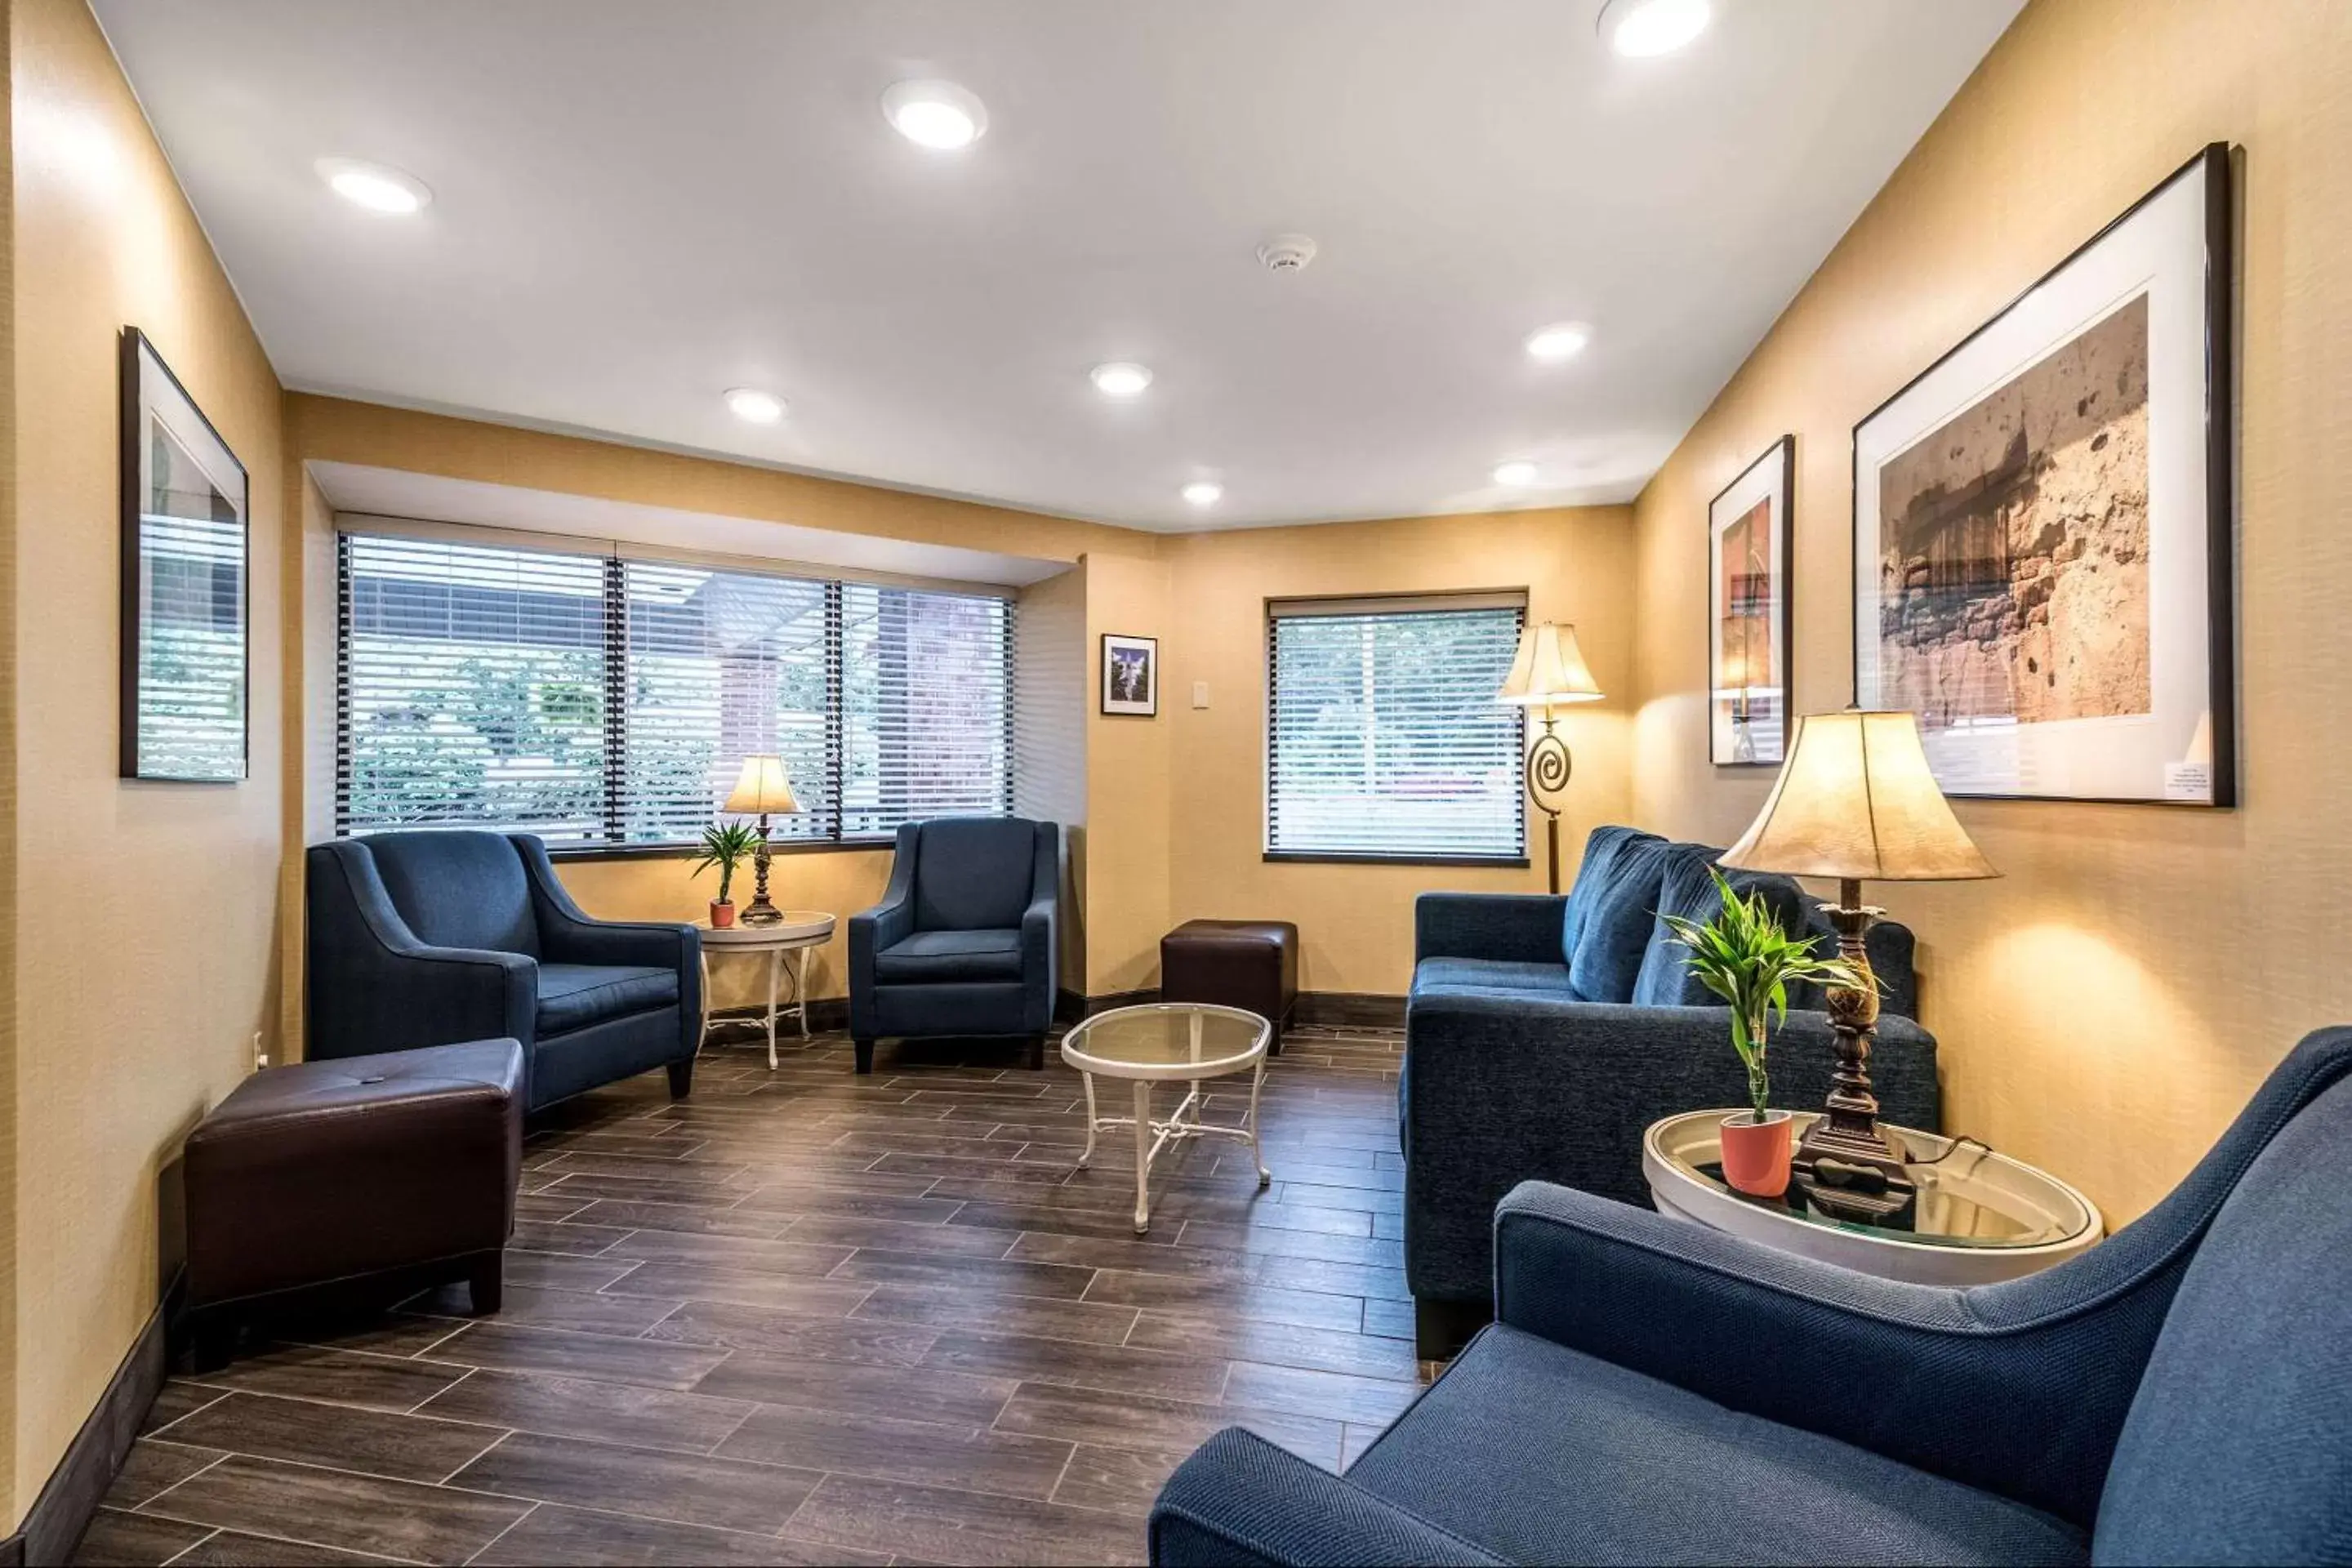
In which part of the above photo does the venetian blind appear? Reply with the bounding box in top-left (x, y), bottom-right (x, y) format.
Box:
top-left (1265, 595), bottom-right (1527, 861)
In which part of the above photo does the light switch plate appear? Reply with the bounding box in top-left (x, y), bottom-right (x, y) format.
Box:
top-left (1191, 680), bottom-right (1210, 709)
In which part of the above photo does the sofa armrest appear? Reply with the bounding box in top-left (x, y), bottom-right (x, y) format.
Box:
top-left (1492, 1181), bottom-right (2127, 1529)
top-left (1413, 893), bottom-right (1567, 965)
top-left (1148, 1430), bottom-right (1507, 1568)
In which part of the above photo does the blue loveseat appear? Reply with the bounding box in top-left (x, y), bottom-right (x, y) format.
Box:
top-left (1403, 825), bottom-right (1940, 1353)
top-left (1153, 1026), bottom-right (2352, 1567)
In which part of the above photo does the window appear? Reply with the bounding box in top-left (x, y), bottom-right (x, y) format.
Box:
top-left (1265, 593), bottom-right (1526, 862)
top-left (336, 530), bottom-right (1013, 849)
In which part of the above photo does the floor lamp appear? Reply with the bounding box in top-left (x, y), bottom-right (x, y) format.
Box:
top-left (724, 755), bottom-right (800, 926)
top-left (1495, 621), bottom-right (1604, 894)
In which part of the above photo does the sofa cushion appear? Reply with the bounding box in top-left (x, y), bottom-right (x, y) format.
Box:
top-left (1566, 833), bottom-right (1677, 1004)
top-left (1348, 1323), bottom-right (2087, 1567)
top-left (1631, 846), bottom-right (1814, 1008)
top-left (1560, 826), bottom-right (1662, 969)
top-left (1413, 958), bottom-right (1581, 999)
top-left (536, 963), bottom-right (679, 1035)
top-left (362, 830), bottom-right (539, 956)
top-left (911, 817), bottom-right (1036, 932)
top-left (876, 928), bottom-right (1024, 984)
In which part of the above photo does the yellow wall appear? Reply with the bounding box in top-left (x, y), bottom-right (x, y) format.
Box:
top-left (1163, 506), bottom-right (1637, 996)
top-left (1629, 0), bottom-right (2352, 1225)
top-left (11, 0), bottom-right (287, 1520)
top-left (1080, 552), bottom-right (1174, 995)
top-left (0, 0), bottom-right (19, 1519)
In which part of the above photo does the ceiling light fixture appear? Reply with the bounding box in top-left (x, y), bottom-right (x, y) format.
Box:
top-left (1182, 481), bottom-right (1223, 507)
top-left (1492, 461), bottom-right (1540, 488)
top-left (317, 158), bottom-right (432, 215)
top-left (1525, 322), bottom-right (1594, 362)
top-left (1090, 363), bottom-right (1153, 399)
top-left (881, 80), bottom-right (989, 150)
top-left (1598, 0), bottom-right (1713, 58)
top-left (724, 388), bottom-right (786, 424)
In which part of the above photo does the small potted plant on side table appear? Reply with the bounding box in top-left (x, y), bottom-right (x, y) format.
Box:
top-left (1665, 870), bottom-right (1867, 1199)
top-left (692, 821), bottom-right (760, 929)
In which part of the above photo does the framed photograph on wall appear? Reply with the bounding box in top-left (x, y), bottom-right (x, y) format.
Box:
top-left (1101, 633), bottom-right (1157, 716)
top-left (120, 327), bottom-right (249, 782)
top-left (1852, 143), bottom-right (2234, 805)
top-left (1708, 434), bottom-right (1794, 766)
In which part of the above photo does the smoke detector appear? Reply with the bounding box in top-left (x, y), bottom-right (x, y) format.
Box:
top-left (1256, 234), bottom-right (1318, 274)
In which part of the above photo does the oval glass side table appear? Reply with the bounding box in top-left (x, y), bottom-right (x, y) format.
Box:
top-left (1059, 1003), bottom-right (1272, 1235)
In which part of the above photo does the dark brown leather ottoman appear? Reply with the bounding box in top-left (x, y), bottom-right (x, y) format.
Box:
top-left (1160, 920), bottom-right (1299, 1054)
top-left (182, 1038), bottom-right (524, 1369)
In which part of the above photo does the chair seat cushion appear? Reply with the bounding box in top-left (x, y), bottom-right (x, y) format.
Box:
top-left (536, 964), bottom-right (679, 1035)
top-left (1348, 1325), bottom-right (2087, 1567)
top-left (876, 928), bottom-right (1024, 984)
top-left (1412, 957), bottom-right (1583, 999)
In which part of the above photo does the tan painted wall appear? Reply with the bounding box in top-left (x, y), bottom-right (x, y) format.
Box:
top-left (1629, 0), bottom-right (2352, 1225)
top-left (1013, 564), bottom-right (1089, 990)
top-left (1081, 552), bottom-right (1173, 995)
top-left (1162, 506), bottom-right (1637, 996)
top-left (0, 0), bottom-right (20, 1521)
top-left (11, 0), bottom-right (287, 1517)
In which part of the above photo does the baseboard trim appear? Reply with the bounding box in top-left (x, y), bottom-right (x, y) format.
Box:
top-left (3, 1272), bottom-right (180, 1566)
top-left (1295, 991), bottom-right (1407, 1028)
top-left (722, 988), bottom-right (1404, 1036)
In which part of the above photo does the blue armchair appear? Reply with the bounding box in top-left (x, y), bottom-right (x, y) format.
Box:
top-left (306, 831), bottom-right (702, 1112)
top-left (849, 816), bottom-right (1058, 1076)
top-left (1404, 825), bottom-right (1940, 1354)
top-left (1153, 1026), bottom-right (2352, 1566)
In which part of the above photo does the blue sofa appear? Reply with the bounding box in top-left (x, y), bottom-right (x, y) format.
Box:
top-left (849, 816), bottom-right (1059, 1076)
top-left (1152, 1025), bottom-right (2352, 1566)
top-left (1404, 825), bottom-right (1940, 1353)
top-left (306, 831), bottom-right (702, 1112)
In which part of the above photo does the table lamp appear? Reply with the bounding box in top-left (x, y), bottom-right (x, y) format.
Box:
top-left (723, 754), bottom-right (799, 926)
top-left (1717, 710), bottom-right (1997, 1207)
top-left (1495, 621), bottom-right (1606, 893)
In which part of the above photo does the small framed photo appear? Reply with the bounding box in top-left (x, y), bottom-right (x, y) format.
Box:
top-left (1100, 633), bottom-right (1157, 716)
top-left (1708, 434), bottom-right (1794, 767)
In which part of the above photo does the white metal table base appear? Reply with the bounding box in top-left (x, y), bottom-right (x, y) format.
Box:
top-left (1077, 1062), bottom-right (1270, 1234)
top-left (698, 940), bottom-right (816, 1070)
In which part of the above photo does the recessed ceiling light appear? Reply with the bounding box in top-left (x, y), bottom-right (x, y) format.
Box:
top-left (1182, 481), bottom-right (1223, 506)
top-left (1090, 363), bottom-right (1153, 399)
top-left (881, 80), bottom-right (989, 150)
top-left (1492, 461), bottom-right (1540, 488)
top-left (317, 158), bottom-right (431, 215)
top-left (1525, 322), bottom-right (1594, 362)
top-left (1598, 0), bottom-right (1713, 57)
top-left (724, 387), bottom-right (786, 424)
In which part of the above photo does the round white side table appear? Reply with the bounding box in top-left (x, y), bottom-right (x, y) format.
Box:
top-left (697, 911), bottom-right (835, 1069)
top-left (1058, 1003), bottom-right (1272, 1235)
top-left (1642, 1109), bottom-right (2104, 1285)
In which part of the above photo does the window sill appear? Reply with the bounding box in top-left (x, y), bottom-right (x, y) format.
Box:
top-left (1261, 851), bottom-right (1532, 869)
top-left (546, 838), bottom-right (900, 864)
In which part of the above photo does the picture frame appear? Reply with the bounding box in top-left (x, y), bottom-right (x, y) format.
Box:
top-left (1852, 143), bottom-right (2234, 806)
top-left (1100, 633), bottom-right (1157, 716)
top-left (1708, 434), bottom-right (1794, 767)
top-left (120, 327), bottom-right (250, 782)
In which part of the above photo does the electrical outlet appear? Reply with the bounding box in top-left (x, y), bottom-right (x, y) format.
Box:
top-left (252, 1031), bottom-right (270, 1071)
top-left (1192, 680), bottom-right (1210, 709)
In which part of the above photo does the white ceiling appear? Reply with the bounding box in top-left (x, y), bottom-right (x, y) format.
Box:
top-left (96, 0), bottom-right (2020, 532)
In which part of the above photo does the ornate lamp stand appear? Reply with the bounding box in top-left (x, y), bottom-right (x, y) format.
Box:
top-left (1525, 712), bottom-right (1573, 895)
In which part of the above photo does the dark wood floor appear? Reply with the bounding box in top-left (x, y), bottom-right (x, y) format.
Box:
top-left (75, 1022), bottom-right (1426, 1566)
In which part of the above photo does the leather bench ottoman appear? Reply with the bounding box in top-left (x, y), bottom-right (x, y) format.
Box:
top-left (182, 1038), bottom-right (524, 1370)
top-left (1160, 920), bottom-right (1298, 1055)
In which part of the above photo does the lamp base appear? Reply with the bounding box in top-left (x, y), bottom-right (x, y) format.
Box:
top-left (1793, 884), bottom-right (1918, 1223)
top-left (740, 822), bottom-right (783, 924)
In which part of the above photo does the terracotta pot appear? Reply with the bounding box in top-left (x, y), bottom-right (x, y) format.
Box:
top-left (709, 899), bottom-right (737, 929)
top-left (1719, 1109), bottom-right (1794, 1198)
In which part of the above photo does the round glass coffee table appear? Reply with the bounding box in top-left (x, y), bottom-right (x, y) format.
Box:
top-left (1642, 1110), bottom-right (2104, 1285)
top-left (1058, 1003), bottom-right (1272, 1235)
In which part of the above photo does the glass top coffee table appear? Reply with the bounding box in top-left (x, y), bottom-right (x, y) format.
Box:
top-left (1642, 1109), bottom-right (2104, 1285)
top-left (1058, 1003), bottom-right (1272, 1235)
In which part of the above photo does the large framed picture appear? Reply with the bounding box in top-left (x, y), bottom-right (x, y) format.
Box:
top-left (120, 327), bottom-right (249, 782)
top-left (1853, 144), bottom-right (2234, 805)
top-left (1708, 435), bottom-right (1793, 766)
top-left (1101, 632), bottom-right (1157, 716)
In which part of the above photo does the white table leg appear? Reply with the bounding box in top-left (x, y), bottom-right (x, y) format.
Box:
top-left (764, 943), bottom-right (783, 1071)
top-left (1246, 1055), bottom-right (1271, 1187)
top-left (1133, 1080), bottom-right (1153, 1235)
top-left (697, 948), bottom-right (714, 1056)
top-left (794, 944), bottom-right (813, 1040)
top-left (1078, 1071), bottom-right (1099, 1169)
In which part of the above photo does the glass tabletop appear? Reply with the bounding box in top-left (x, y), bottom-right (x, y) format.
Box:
top-left (1060, 1004), bottom-right (1269, 1076)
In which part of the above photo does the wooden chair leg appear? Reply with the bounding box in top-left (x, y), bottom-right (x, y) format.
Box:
top-left (666, 1058), bottom-right (695, 1099)
top-left (468, 1253), bottom-right (504, 1316)
top-left (1027, 1034), bottom-right (1046, 1071)
top-left (188, 1314), bottom-right (238, 1374)
top-left (854, 1038), bottom-right (875, 1076)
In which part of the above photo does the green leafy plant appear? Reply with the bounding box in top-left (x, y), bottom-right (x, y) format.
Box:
top-left (690, 820), bottom-right (761, 904)
top-left (1663, 869), bottom-right (1868, 1123)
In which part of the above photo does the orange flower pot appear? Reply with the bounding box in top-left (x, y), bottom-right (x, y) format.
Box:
top-left (1719, 1109), bottom-right (1794, 1198)
top-left (709, 899), bottom-right (737, 929)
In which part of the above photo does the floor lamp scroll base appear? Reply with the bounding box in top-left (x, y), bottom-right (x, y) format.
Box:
top-left (1526, 717), bottom-right (1572, 897)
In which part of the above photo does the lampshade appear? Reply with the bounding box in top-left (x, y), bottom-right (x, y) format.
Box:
top-left (1496, 621), bottom-right (1605, 709)
top-left (723, 754), bottom-right (799, 815)
top-left (1718, 710), bottom-right (1998, 883)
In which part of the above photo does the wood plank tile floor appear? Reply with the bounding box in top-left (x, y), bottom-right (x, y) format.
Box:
top-left (77, 1022), bottom-right (1430, 1567)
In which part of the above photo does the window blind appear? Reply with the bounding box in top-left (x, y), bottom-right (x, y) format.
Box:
top-left (1265, 596), bottom-right (1526, 861)
top-left (336, 530), bottom-right (1014, 848)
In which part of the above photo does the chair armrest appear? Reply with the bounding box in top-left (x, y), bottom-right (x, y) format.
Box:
top-left (849, 823), bottom-right (921, 1008)
top-left (1148, 1430), bottom-right (1507, 1568)
top-left (512, 835), bottom-right (701, 972)
top-left (1021, 820), bottom-right (1059, 1024)
top-left (305, 843), bottom-right (537, 1061)
top-left (1414, 893), bottom-right (1567, 965)
top-left (1493, 1181), bottom-right (2128, 1528)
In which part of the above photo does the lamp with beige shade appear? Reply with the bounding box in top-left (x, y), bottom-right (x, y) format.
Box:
top-left (724, 754), bottom-right (800, 926)
top-left (1495, 621), bottom-right (1605, 893)
top-left (1719, 709), bottom-right (1997, 1211)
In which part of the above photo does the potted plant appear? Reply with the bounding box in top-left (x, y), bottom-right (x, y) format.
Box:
top-left (691, 821), bottom-right (760, 929)
top-left (1664, 869), bottom-right (1867, 1198)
